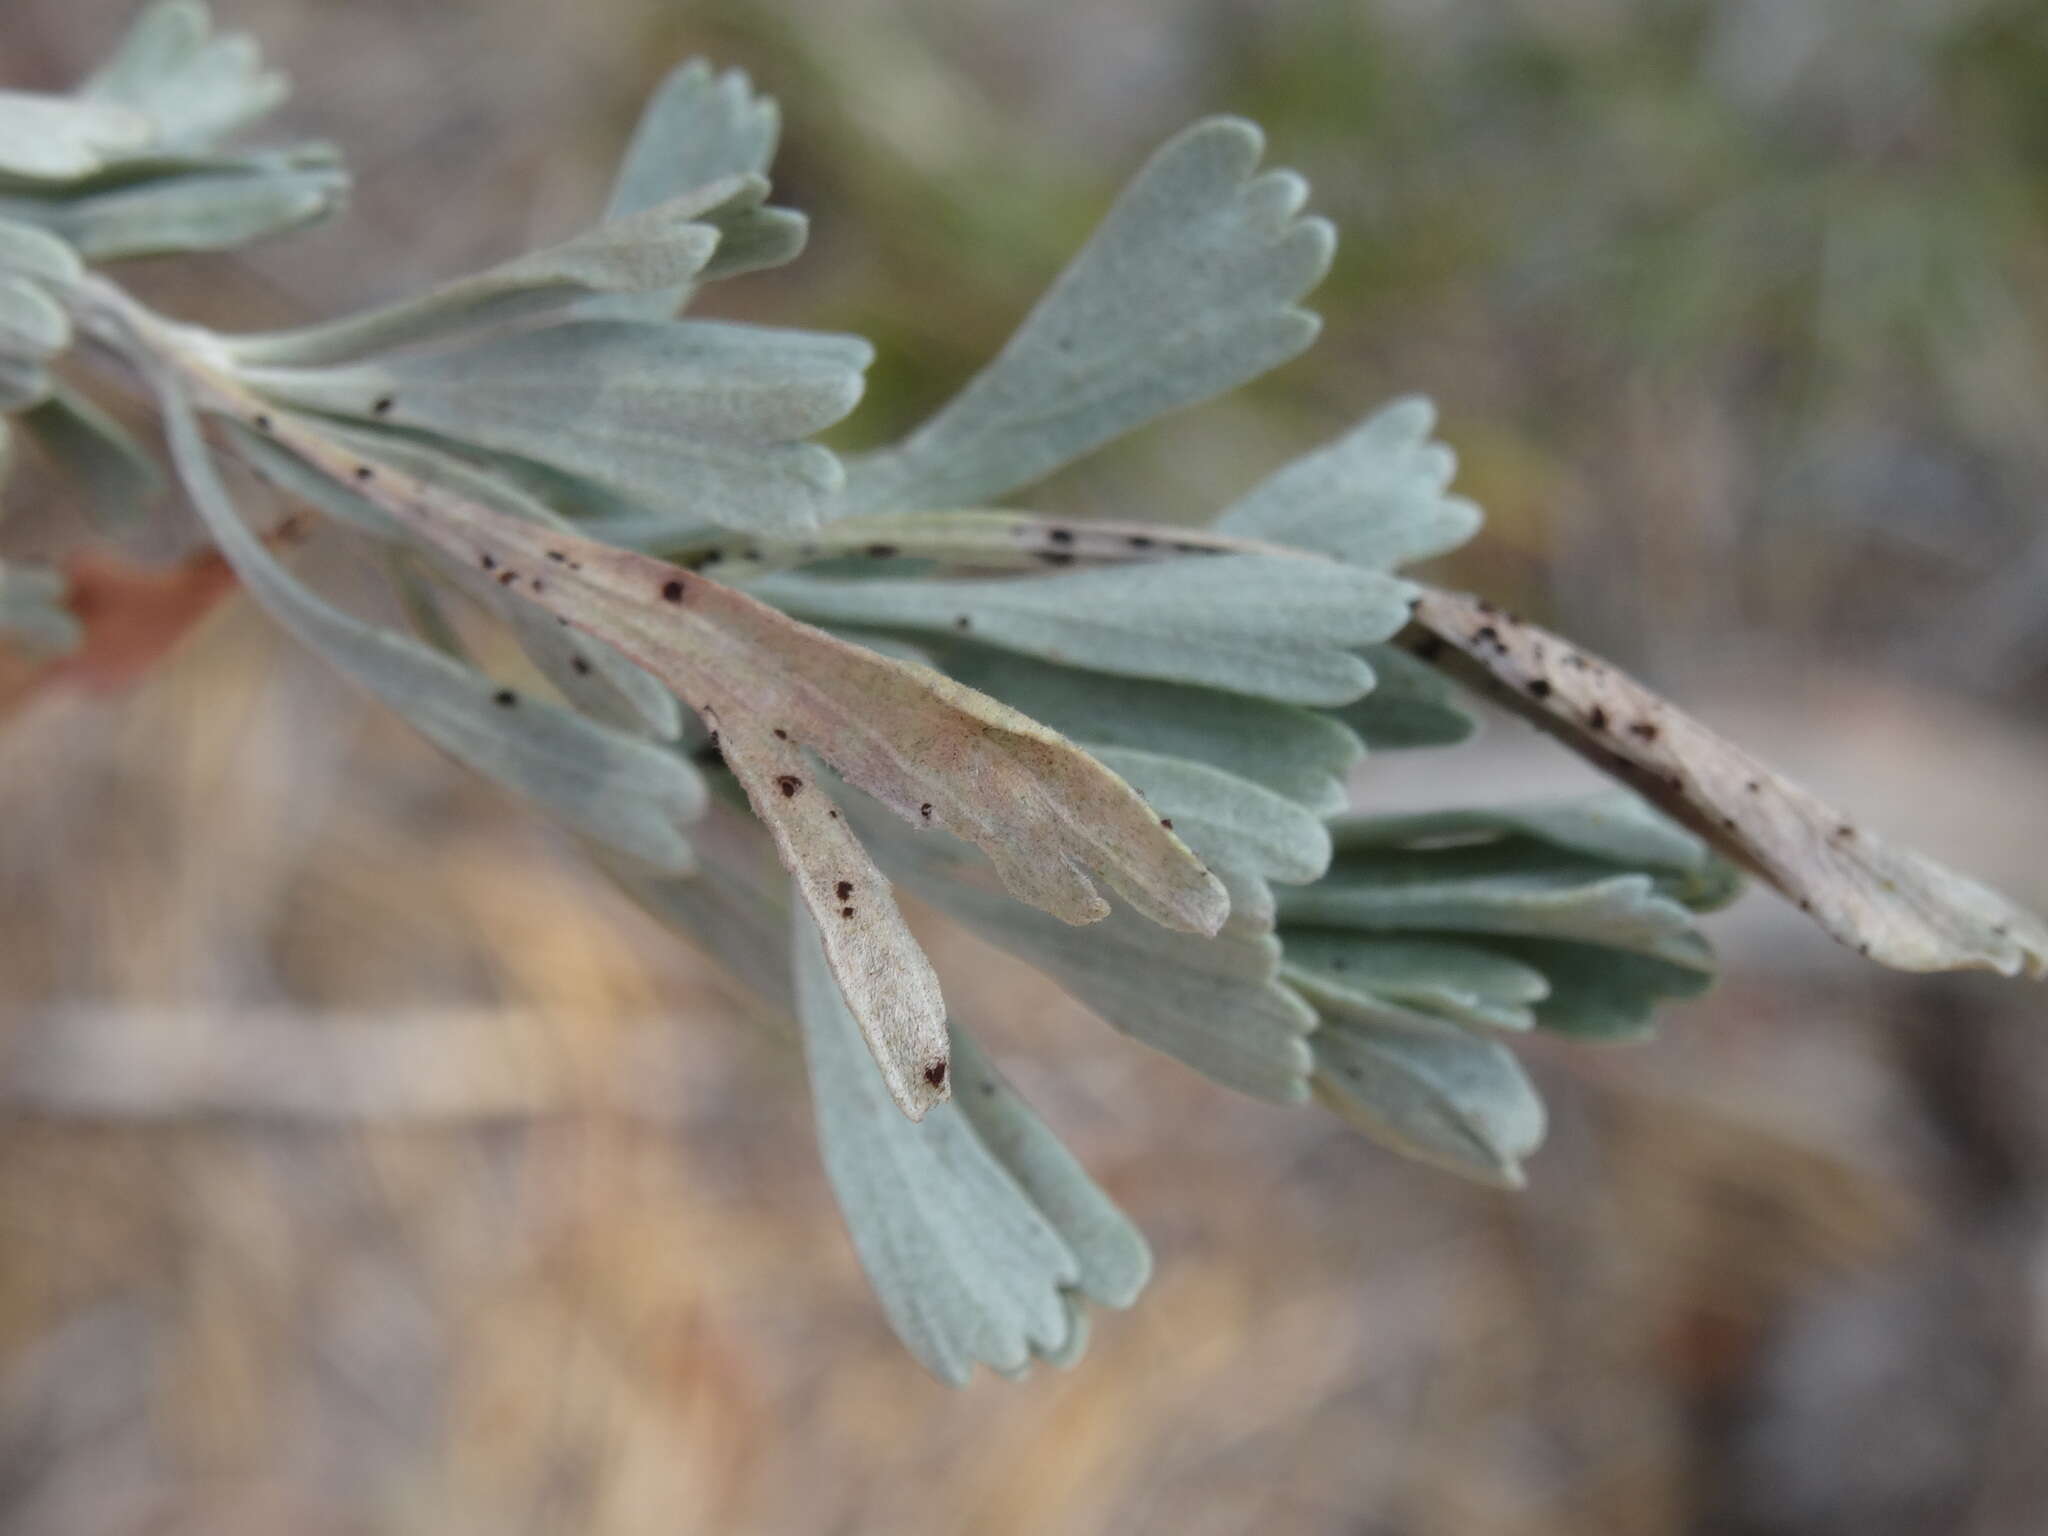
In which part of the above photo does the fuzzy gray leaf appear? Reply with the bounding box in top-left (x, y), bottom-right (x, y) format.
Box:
top-left (160, 380), bottom-right (705, 871)
top-left (242, 319), bottom-right (869, 535)
top-left (15, 386), bottom-right (163, 532)
top-left (1311, 1007), bottom-right (1546, 1188)
top-left (843, 117), bottom-right (1333, 514)
top-left (19, 157), bottom-right (345, 259)
top-left (1326, 642), bottom-right (1477, 751)
top-left (0, 92), bottom-right (153, 182)
top-left (1216, 396), bottom-right (1481, 569)
top-left (81, 1), bottom-right (287, 151)
top-left (796, 908), bottom-right (1091, 1384)
top-left (0, 559), bottom-right (82, 656)
top-left (751, 554), bottom-right (1411, 705)
top-left (928, 640), bottom-right (1362, 815)
top-left (1279, 931), bottom-right (1548, 1033)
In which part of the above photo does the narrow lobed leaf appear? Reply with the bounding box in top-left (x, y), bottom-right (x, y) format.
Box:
top-left (1409, 586), bottom-right (2048, 977)
top-left (842, 116), bottom-right (1334, 514)
top-left (1216, 395), bottom-right (1482, 570)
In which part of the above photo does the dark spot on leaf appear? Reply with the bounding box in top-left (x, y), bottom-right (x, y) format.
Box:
top-left (1476, 599), bottom-right (1498, 615)
top-left (530, 578), bottom-right (544, 592)
top-left (953, 615), bottom-right (972, 631)
top-left (1047, 527), bottom-right (1074, 545)
top-left (1160, 817), bottom-right (1174, 830)
top-left (570, 656), bottom-right (590, 676)
top-left (1127, 534), bottom-right (1155, 549)
top-left (1745, 779), bottom-right (1761, 793)
top-left (493, 690), bottom-right (516, 708)
top-left (547, 550), bottom-right (566, 563)
top-left (254, 413), bottom-right (272, 432)
top-left (773, 728), bottom-right (788, 740)
top-left (1630, 721), bottom-right (1660, 742)
top-left (865, 543), bottom-right (899, 559)
top-left (372, 395), bottom-right (394, 416)
top-left (497, 570), bottom-right (518, 586)
top-left (840, 906), bottom-right (854, 918)
top-left (1527, 679), bottom-right (1552, 699)
top-left (828, 809), bottom-right (839, 819)
top-left (920, 803), bottom-right (932, 819)
top-left (1473, 625), bottom-right (1499, 648)
top-left (1835, 824), bottom-right (1855, 840)
top-left (1588, 706), bottom-right (1609, 731)
top-left (480, 554), bottom-right (496, 571)
top-left (661, 579), bottom-right (685, 603)
top-left (835, 881), bottom-right (852, 900)
top-left (776, 775), bottom-right (802, 797)
top-left (354, 465), bottom-right (374, 482)
top-left (924, 1060), bottom-right (947, 1088)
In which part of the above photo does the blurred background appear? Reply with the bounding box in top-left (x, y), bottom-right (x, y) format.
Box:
top-left (4, 1), bottom-right (2048, 1531)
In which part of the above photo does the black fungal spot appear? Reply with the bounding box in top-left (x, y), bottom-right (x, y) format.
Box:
top-left (865, 543), bottom-right (899, 559)
top-left (493, 690), bottom-right (516, 708)
top-left (840, 906), bottom-right (854, 918)
top-left (480, 554), bottom-right (496, 571)
top-left (570, 656), bottom-right (591, 676)
top-left (919, 803), bottom-right (933, 820)
top-left (1047, 527), bottom-right (1074, 545)
top-left (1835, 824), bottom-right (1856, 840)
top-left (1858, 943), bottom-right (1871, 956)
top-left (546, 550), bottom-right (566, 563)
top-left (1160, 817), bottom-right (1174, 830)
top-left (828, 809), bottom-right (839, 819)
top-left (661, 579), bottom-right (685, 603)
top-left (1473, 625), bottom-right (1500, 649)
top-left (776, 775), bottom-right (802, 797)
top-left (1527, 679), bottom-right (1553, 699)
top-left (1588, 706), bottom-right (1609, 732)
top-left (372, 395), bottom-right (394, 416)
top-left (1745, 779), bottom-right (1761, 793)
top-left (1798, 898), bottom-right (1812, 912)
top-left (773, 728), bottom-right (788, 740)
top-left (354, 465), bottom-right (374, 482)
top-left (497, 570), bottom-right (518, 586)
top-left (1127, 535), bottom-right (1155, 550)
top-left (924, 1061), bottom-right (948, 1088)
top-left (835, 881), bottom-right (853, 900)
top-left (254, 413), bottom-right (273, 432)
top-left (1630, 721), bottom-right (1660, 742)
top-left (530, 578), bottom-right (544, 593)
top-left (953, 615), bottom-right (972, 631)
top-left (706, 730), bottom-right (718, 747)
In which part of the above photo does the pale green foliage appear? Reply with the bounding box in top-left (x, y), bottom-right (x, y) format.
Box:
top-left (4, 3), bottom-right (2039, 1386)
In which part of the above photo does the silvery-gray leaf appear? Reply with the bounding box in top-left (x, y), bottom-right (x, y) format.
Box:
top-left (1329, 791), bottom-right (1740, 912)
top-left (842, 117), bottom-right (1333, 514)
top-left (1327, 642), bottom-right (1476, 750)
top-left (929, 640), bottom-right (1361, 815)
top-left (1279, 930), bottom-right (1548, 1033)
top-left (1090, 746), bottom-right (1329, 931)
top-left (226, 179), bottom-right (772, 367)
top-left (22, 161), bottom-right (345, 259)
top-left (0, 219), bottom-right (81, 287)
top-left (1480, 936), bottom-right (1716, 1041)
top-left (0, 355), bottom-right (52, 412)
top-left (158, 378), bottom-right (705, 871)
top-left (751, 554), bottom-right (1411, 705)
top-left (241, 319), bottom-right (868, 534)
top-left (860, 806), bottom-right (1315, 1102)
top-left (795, 905), bottom-right (1083, 1385)
top-left (231, 421), bottom-right (683, 739)
top-left (0, 558), bottom-right (82, 656)
top-left (81, 1), bottom-right (287, 151)
top-left (594, 60), bottom-right (787, 315)
top-left (593, 62), bottom-right (798, 319)
top-left (0, 275), bottom-right (69, 358)
top-left (1276, 850), bottom-right (1705, 964)
top-left (1311, 1007), bottom-right (1546, 1188)
top-left (15, 386), bottom-right (163, 531)
top-left (0, 92), bottom-right (153, 182)
top-left (948, 1029), bottom-right (1152, 1313)
top-left (1216, 396), bottom-right (1482, 569)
